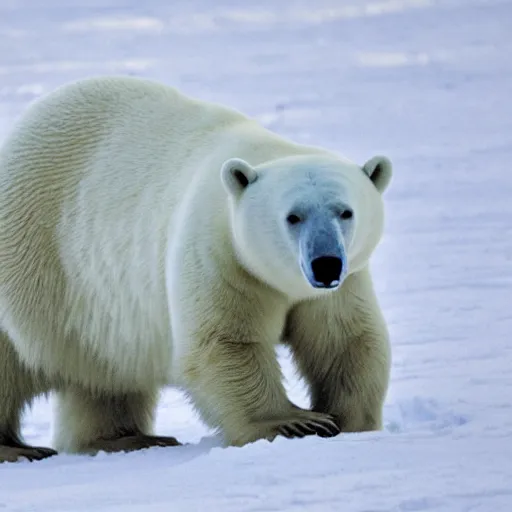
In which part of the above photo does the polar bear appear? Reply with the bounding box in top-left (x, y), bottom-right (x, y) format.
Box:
top-left (0, 76), bottom-right (392, 463)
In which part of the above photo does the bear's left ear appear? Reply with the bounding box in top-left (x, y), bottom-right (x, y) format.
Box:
top-left (362, 155), bottom-right (393, 193)
top-left (221, 158), bottom-right (258, 198)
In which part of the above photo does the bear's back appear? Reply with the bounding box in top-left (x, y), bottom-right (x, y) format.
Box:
top-left (0, 76), bottom-right (326, 388)
top-left (0, 76), bottom-right (248, 386)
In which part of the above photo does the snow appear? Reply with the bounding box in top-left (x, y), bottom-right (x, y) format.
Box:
top-left (0, 0), bottom-right (511, 510)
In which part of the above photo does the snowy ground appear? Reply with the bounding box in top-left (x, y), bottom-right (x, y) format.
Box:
top-left (1, 0), bottom-right (511, 510)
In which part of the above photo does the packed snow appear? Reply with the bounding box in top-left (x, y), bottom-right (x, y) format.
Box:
top-left (1, 0), bottom-right (511, 510)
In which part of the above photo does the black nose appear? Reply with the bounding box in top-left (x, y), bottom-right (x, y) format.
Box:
top-left (311, 256), bottom-right (343, 288)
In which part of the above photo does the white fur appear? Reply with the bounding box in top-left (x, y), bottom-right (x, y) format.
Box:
top-left (0, 76), bottom-right (392, 454)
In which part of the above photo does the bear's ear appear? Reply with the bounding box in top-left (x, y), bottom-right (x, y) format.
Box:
top-left (362, 155), bottom-right (393, 193)
top-left (221, 158), bottom-right (258, 197)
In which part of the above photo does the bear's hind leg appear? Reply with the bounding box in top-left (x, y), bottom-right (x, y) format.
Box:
top-left (53, 387), bottom-right (181, 455)
top-left (0, 332), bottom-right (57, 463)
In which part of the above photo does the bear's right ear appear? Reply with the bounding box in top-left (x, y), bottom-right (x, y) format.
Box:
top-left (362, 155), bottom-right (393, 193)
top-left (221, 158), bottom-right (258, 197)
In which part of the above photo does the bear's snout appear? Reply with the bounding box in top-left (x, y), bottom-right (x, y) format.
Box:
top-left (298, 213), bottom-right (347, 291)
top-left (310, 256), bottom-right (342, 288)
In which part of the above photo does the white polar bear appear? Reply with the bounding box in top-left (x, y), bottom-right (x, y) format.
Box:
top-left (0, 76), bottom-right (392, 462)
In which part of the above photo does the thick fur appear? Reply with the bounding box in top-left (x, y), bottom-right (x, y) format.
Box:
top-left (284, 269), bottom-right (390, 432)
top-left (0, 75), bottom-right (392, 459)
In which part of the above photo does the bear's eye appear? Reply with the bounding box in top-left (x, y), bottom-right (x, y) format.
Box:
top-left (340, 209), bottom-right (353, 220)
top-left (286, 214), bottom-right (302, 225)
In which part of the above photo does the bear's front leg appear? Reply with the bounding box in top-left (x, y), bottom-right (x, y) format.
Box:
top-left (284, 268), bottom-right (391, 433)
top-left (171, 284), bottom-right (340, 447)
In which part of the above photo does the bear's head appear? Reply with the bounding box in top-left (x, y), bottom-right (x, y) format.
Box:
top-left (221, 153), bottom-right (392, 299)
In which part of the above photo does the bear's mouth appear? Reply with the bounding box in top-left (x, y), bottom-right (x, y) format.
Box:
top-left (297, 213), bottom-right (348, 291)
top-left (302, 255), bottom-right (343, 289)
top-left (310, 256), bottom-right (343, 288)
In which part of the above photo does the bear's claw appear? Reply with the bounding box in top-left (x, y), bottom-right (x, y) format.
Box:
top-left (276, 411), bottom-right (341, 440)
top-left (85, 434), bottom-right (182, 454)
top-left (0, 444), bottom-right (58, 463)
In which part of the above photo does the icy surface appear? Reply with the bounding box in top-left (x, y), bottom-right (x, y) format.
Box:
top-left (0, 0), bottom-right (511, 510)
